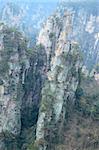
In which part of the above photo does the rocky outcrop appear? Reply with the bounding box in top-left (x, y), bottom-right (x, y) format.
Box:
top-left (0, 2), bottom-right (99, 150)
top-left (0, 23), bottom-right (47, 150)
top-left (35, 11), bottom-right (82, 150)
top-left (58, 1), bottom-right (99, 69)
top-left (0, 24), bottom-right (29, 150)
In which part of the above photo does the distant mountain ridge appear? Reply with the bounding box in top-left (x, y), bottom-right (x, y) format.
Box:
top-left (0, 0), bottom-right (98, 69)
top-left (0, 1), bottom-right (57, 44)
top-left (57, 1), bottom-right (99, 69)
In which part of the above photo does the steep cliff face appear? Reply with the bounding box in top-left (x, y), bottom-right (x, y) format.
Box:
top-left (19, 45), bottom-right (47, 150)
top-left (35, 12), bottom-right (82, 150)
top-left (0, 2), bottom-right (99, 150)
top-left (27, 8), bottom-right (99, 150)
top-left (0, 24), bottom-right (47, 150)
top-left (58, 1), bottom-right (99, 69)
top-left (21, 45), bottom-right (47, 129)
top-left (0, 24), bottom-right (29, 150)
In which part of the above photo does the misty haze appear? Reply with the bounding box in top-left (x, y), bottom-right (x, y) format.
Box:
top-left (0, 0), bottom-right (99, 150)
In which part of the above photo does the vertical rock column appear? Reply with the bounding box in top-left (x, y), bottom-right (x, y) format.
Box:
top-left (0, 25), bottom-right (29, 150)
top-left (36, 11), bottom-right (82, 150)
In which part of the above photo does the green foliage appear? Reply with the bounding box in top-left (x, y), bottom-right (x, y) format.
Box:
top-left (3, 35), bottom-right (14, 55)
top-left (41, 90), bottom-right (54, 112)
top-left (40, 81), bottom-right (56, 112)
top-left (36, 44), bottom-right (45, 50)
top-left (0, 25), bottom-right (29, 79)
top-left (71, 66), bottom-right (77, 77)
top-left (55, 16), bottom-right (60, 24)
top-left (75, 75), bottom-right (99, 120)
top-left (26, 48), bottom-right (33, 58)
top-left (49, 32), bottom-right (55, 40)
top-left (26, 44), bottom-right (45, 60)
top-left (0, 60), bottom-right (9, 76)
top-left (72, 44), bottom-right (83, 62)
top-left (19, 59), bottom-right (26, 66)
top-left (27, 142), bottom-right (38, 150)
top-left (76, 95), bottom-right (99, 119)
top-left (4, 26), bottom-right (18, 33)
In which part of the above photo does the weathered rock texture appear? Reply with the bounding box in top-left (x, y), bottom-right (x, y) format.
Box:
top-left (0, 2), bottom-right (99, 150)
top-left (0, 24), bottom-right (29, 150)
top-left (0, 24), bottom-right (47, 150)
top-left (36, 12), bottom-right (82, 150)
top-left (58, 1), bottom-right (99, 69)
